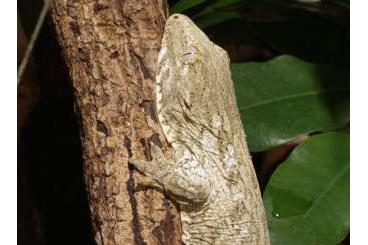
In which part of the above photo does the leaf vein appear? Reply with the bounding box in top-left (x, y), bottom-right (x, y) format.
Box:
top-left (239, 88), bottom-right (348, 111)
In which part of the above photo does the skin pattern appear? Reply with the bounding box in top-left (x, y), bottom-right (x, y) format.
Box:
top-left (129, 14), bottom-right (270, 245)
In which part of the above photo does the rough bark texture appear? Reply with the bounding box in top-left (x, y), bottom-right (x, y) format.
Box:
top-left (49, 1), bottom-right (182, 244)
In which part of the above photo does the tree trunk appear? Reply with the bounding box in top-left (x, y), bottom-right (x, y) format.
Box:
top-left (49, 1), bottom-right (182, 244)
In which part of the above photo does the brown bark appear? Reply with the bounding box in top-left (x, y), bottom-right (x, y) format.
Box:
top-left (49, 1), bottom-right (182, 245)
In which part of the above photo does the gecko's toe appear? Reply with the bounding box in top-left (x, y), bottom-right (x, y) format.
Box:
top-left (149, 142), bottom-right (165, 160)
top-left (128, 158), bottom-right (148, 172)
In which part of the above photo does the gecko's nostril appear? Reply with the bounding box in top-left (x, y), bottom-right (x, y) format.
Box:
top-left (174, 15), bottom-right (179, 19)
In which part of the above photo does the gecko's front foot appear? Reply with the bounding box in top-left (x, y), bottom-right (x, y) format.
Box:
top-left (128, 142), bottom-right (167, 174)
top-left (128, 142), bottom-right (170, 190)
top-left (128, 142), bottom-right (210, 205)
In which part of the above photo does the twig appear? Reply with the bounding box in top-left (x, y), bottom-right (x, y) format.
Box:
top-left (17, 0), bottom-right (50, 85)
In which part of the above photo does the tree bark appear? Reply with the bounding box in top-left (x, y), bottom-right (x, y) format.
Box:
top-left (49, 1), bottom-right (182, 244)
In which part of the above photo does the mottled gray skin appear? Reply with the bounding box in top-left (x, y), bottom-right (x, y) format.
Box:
top-left (129, 14), bottom-right (270, 245)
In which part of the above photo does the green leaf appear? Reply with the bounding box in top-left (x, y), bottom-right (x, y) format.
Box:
top-left (232, 55), bottom-right (349, 152)
top-left (263, 132), bottom-right (350, 245)
top-left (295, 0), bottom-right (349, 8)
top-left (209, 0), bottom-right (241, 8)
top-left (195, 11), bottom-right (242, 29)
top-left (170, 0), bottom-right (207, 13)
top-left (194, 0), bottom-right (242, 17)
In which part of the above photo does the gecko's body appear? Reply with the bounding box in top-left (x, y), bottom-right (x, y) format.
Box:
top-left (130, 14), bottom-right (269, 245)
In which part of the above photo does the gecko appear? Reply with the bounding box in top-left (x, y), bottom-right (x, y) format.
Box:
top-left (129, 14), bottom-right (270, 245)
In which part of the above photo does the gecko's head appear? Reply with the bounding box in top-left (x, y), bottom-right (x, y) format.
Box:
top-left (160, 14), bottom-right (210, 65)
top-left (156, 14), bottom-right (230, 113)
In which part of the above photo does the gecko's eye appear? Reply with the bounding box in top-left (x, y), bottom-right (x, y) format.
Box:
top-left (182, 47), bottom-right (197, 64)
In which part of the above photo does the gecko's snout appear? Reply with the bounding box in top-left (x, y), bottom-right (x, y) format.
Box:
top-left (169, 14), bottom-right (187, 21)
